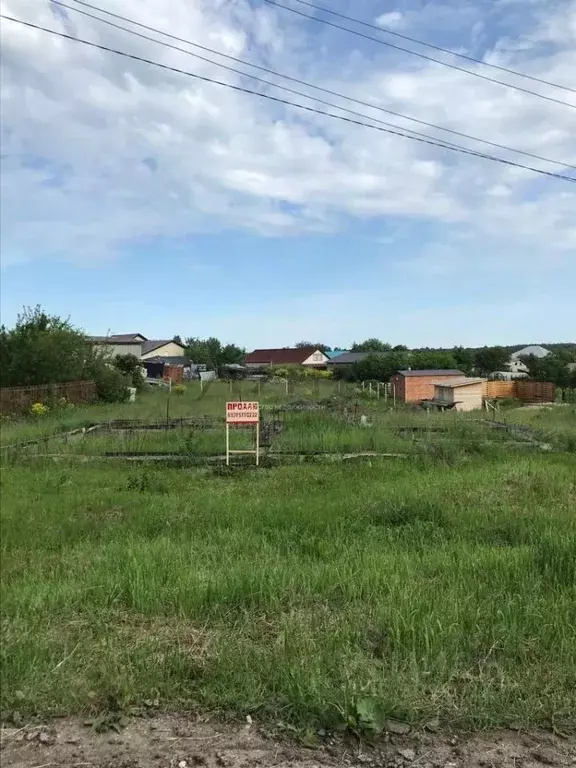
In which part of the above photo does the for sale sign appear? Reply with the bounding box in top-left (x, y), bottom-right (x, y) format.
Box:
top-left (226, 401), bottom-right (259, 424)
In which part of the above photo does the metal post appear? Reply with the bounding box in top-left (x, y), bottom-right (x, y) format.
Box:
top-left (226, 424), bottom-right (230, 466)
top-left (392, 384), bottom-right (396, 407)
top-left (255, 421), bottom-right (260, 466)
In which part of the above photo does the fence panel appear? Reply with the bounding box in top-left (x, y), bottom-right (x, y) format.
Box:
top-left (0, 381), bottom-right (96, 414)
top-left (483, 381), bottom-right (516, 399)
top-left (515, 380), bottom-right (556, 404)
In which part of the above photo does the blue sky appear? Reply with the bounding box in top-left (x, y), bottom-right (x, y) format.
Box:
top-left (1, 0), bottom-right (575, 348)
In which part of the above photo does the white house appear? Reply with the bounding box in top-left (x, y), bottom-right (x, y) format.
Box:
top-left (90, 334), bottom-right (186, 361)
top-left (506, 345), bottom-right (551, 376)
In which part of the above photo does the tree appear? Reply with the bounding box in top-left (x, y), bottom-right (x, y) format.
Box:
top-left (452, 346), bottom-right (476, 375)
top-left (113, 353), bottom-right (144, 389)
top-left (411, 349), bottom-right (458, 370)
top-left (520, 354), bottom-right (576, 387)
top-left (474, 346), bottom-right (510, 375)
top-left (351, 338), bottom-right (391, 353)
top-left (184, 337), bottom-right (245, 370)
top-left (172, 334), bottom-right (183, 345)
top-left (0, 306), bottom-right (94, 387)
top-left (0, 306), bottom-right (129, 402)
top-left (295, 341), bottom-right (331, 352)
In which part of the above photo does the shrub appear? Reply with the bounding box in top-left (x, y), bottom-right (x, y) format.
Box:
top-left (30, 402), bottom-right (49, 417)
top-left (93, 366), bottom-right (130, 403)
top-left (174, 384), bottom-right (186, 395)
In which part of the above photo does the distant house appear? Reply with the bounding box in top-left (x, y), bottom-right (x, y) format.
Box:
top-left (506, 345), bottom-right (551, 376)
top-left (433, 378), bottom-right (485, 412)
top-left (140, 339), bottom-right (187, 360)
top-left (90, 334), bottom-right (187, 363)
top-left (390, 369), bottom-right (465, 403)
top-left (244, 347), bottom-right (329, 368)
top-left (326, 351), bottom-right (371, 367)
top-left (90, 333), bottom-right (147, 359)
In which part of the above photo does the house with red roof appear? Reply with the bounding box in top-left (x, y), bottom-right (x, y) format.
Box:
top-left (244, 347), bottom-right (329, 368)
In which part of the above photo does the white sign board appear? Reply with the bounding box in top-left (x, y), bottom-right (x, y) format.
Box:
top-left (226, 401), bottom-right (259, 425)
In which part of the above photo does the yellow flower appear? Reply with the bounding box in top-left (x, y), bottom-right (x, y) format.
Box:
top-left (30, 402), bottom-right (49, 417)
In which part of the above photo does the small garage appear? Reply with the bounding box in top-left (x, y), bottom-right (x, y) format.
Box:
top-left (433, 378), bottom-right (485, 412)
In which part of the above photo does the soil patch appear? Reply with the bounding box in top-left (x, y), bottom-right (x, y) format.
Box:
top-left (1, 716), bottom-right (574, 768)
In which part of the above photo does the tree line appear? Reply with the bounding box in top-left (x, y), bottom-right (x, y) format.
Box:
top-left (1, 309), bottom-right (575, 393)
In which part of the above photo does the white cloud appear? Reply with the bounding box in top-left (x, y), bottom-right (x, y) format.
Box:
top-left (0, 0), bottom-right (575, 270)
top-left (375, 11), bottom-right (405, 29)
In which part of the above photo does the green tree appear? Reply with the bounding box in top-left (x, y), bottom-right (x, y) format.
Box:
top-left (351, 338), bottom-right (391, 353)
top-left (0, 306), bottom-right (93, 387)
top-left (184, 337), bottom-right (245, 370)
top-left (452, 346), bottom-right (476, 375)
top-left (474, 346), bottom-right (510, 375)
top-left (520, 354), bottom-right (576, 387)
top-left (113, 353), bottom-right (144, 389)
top-left (352, 351), bottom-right (410, 382)
top-left (295, 341), bottom-right (331, 352)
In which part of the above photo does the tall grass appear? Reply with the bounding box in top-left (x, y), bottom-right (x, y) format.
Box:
top-left (1, 445), bottom-right (575, 729)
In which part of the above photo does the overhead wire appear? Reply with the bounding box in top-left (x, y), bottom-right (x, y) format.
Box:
top-left (276, 0), bottom-right (576, 93)
top-left (48, 0), bottom-right (576, 171)
top-left (2, 15), bottom-right (575, 184)
top-left (264, 0), bottom-right (576, 109)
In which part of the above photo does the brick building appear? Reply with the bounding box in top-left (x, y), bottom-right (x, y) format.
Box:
top-left (390, 369), bottom-right (464, 403)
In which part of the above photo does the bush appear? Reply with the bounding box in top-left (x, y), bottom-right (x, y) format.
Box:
top-left (93, 366), bottom-right (130, 403)
top-left (30, 402), bottom-right (49, 417)
top-left (174, 384), bottom-right (186, 395)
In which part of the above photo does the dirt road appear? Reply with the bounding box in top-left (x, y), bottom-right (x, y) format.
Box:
top-left (1, 716), bottom-right (575, 767)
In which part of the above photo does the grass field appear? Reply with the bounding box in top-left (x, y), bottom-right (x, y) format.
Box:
top-left (1, 386), bottom-right (575, 734)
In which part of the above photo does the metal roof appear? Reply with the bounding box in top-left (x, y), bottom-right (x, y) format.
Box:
top-left (90, 333), bottom-right (147, 343)
top-left (244, 347), bottom-right (322, 364)
top-left (326, 351), bottom-right (371, 365)
top-left (433, 377), bottom-right (485, 388)
top-left (324, 349), bottom-right (350, 359)
top-left (510, 345), bottom-right (551, 360)
top-left (397, 369), bottom-right (464, 377)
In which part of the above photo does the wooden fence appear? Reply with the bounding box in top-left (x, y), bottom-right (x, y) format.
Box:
top-left (515, 380), bottom-right (556, 404)
top-left (0, 381), bottom-right (97, 414)
top-left (482, 380), bottom-right (556, 403)
top-left (483, 381), bottom-right (516, 399)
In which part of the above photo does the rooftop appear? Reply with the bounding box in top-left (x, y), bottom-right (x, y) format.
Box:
top-left (90, 333), bottom-right (147, 343)
top-left (244, 347), bottom-right (322, 364)
top-left (434, 377), bottom-right (485, 388)
top-left (397, 369), bottom-right (464, 377)
top-left (510, 345), bottom-right (551, 360)
top-left (326, 351), bottom-right (371, 365)
top-left (142, 339), bottom-right (185, 355)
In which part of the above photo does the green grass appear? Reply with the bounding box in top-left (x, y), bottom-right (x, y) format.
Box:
top-left (1, 399), bottom-right (576, 732)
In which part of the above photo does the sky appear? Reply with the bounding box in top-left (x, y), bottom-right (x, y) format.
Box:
top-left (1, 0), bottom-right (575, 348)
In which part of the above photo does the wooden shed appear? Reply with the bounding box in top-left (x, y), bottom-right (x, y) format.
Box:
top-left (390, 369), bottom-right (465, 403)
top-left (433, 378), bottom-right (485, 412)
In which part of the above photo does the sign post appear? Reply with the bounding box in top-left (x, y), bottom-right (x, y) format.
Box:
top-left (226, 402), bottom-right (260, 466)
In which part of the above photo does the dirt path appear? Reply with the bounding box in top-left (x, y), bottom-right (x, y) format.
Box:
top-left (1, 716), bottom-right (574, 768)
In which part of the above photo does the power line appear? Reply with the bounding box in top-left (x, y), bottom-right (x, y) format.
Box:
top-left (264, 0), bottom-right (576, 110)
top-left (280, 0), bottom-right (576, 94)
top-left (2, 15), bottom-right (575, 184)
top-left (52, 0), bottom-right (576, 170)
